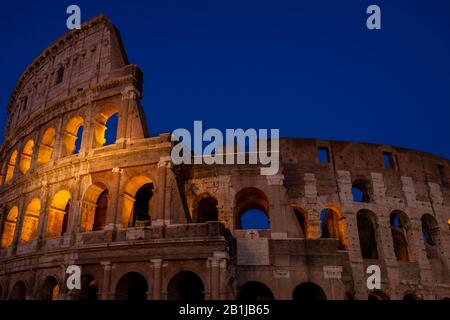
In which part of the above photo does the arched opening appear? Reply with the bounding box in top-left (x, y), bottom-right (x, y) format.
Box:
top-left (320, 207), bottom-right (348, 250)
top-left (352, 179), bottom-right (371, 203)
top-left (390, 211), bottom-right (411, 262)
top-left (237, 281), bottom-right (274, 301)
top-left (293, 207), bottom-right (307, 237)
top-left (235, 188), bottom-right (270, 230)
top-left (20, 198), bottom-right (41, 244)
top-left (46, 190), bottom-right (71, 238)
top-left (122, 176), bottom-right (155, 228)
top-left (10, 281), bottom-right (27, 300)
top-left (104, 113), bottom-right (118, 146)
top-left (167, 271), bottom-right (205, 301)
top-left (19, 139), bottom-right (34, 174)
top-left (39, 276), bottom-right (59, 300)
top-left (115, 272), bottom-right (148, 300)
top-left (195, 195), bottom-right (219, 223)
top-left (357, 210), bottom-right (378, 259)
top-left (94, 105), bottom-right (119, 148)
top-left (403, 293), bottom-right (421, 300)
top-left (421, 214), bottom-right (437, 247)
top-left (368, 290), bottom-right (390, 300)
top-left (70, 275), bottom-right (99, 300)
top-left (292, 282), bottom-right (327, 301)
top-left (37, 127), bottom-right (56, 165)
top-left (64, 116), bottom-right (84, 155)
top-left (81, 183), bottom-right (109, 232)
top-left (1, 206), bottom-right (18, 248)
top-left (5, 150), bottom-right (17, 184)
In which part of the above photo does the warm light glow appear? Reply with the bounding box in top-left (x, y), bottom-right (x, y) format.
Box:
top-left (1, 206), bottom-right (18, 248)
top-left (121, 175), bottom-right (152, 227)
top-left (20, 198), bottom-right (41, 244)
top-left (5, 150), bottom-right (17, 184)
top-left (46, 190), bottom-right (71, 238)
top-left (80, 183), bottom-right (108, 232)
top-left (93, 104), bottom-right (118, 148)
top-left (52, 284), bottom-right (60, 300)
top-left (19, 139), bottom-right (35, 174)
top-left (64, 116), bottom-right (84, 155)
top-left (37, 127), bottom-right (56, 165)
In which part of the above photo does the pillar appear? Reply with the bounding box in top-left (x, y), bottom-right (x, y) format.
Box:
top-left (151, 259), bottom-right (163, 300)
top-left (100, 261), bottom-right (113, 300)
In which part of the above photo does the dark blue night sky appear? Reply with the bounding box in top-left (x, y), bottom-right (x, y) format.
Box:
top-left (1, 0), bottom-right (449, 159)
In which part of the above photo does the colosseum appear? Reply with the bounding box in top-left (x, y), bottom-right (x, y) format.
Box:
top-left (0, 14), bottom-right (449, 301)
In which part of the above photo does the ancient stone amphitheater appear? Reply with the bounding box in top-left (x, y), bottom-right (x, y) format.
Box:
top-left (0, 15), bottom-right (449, 301)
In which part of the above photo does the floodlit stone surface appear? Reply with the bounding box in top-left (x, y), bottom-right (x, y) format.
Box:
top-left (0, 15), bottom-right (449, 300)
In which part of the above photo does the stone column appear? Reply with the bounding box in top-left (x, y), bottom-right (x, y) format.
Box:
top-left (36, 183), bottom-right (50, 248)
top-left (52, 117), bottom-right (65, 160)
top-left (303, 173), bottom-right (321, 238)
top-left (267, 174), bottom-right (287, 239)
top-left (209, 257), bottom-right (220, 300)
top-left (154, 156), bottom-right (171, 225)
top-left (106, 167), bottom-right (123, 230)
top-left (151, 259), bottom-right (163, 300)
top-left (100, 261), bottom-right (113, 300)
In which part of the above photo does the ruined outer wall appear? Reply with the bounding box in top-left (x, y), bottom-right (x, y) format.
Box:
top-left (0, 15), bottom-right (449, 301)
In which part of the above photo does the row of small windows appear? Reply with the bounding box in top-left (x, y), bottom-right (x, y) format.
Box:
top-left (317, 147), bottom-right (446, 186)
top-left (2, 110), bottom-right (118, 186)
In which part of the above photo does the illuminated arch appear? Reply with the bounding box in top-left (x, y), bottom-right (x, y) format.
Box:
top-left (121, 176), bottom-right (154, 228)
top-left (1, 206), bottom-right (18, 248)
top-left (38, 276), bottom-right (60, 300)
top-left (80, 183), bottom-right (109, 232)
top-left (320, 205), bottom-right (348, 250)
top-left (5, 150), bottom-right (17, 184)
top-left (64, 116), bottom-right (84, 155)
top-left (93, 104), bottom-right (119, 148)
top-left (37, 127), bottom-right (56, 165)
top-left (19, 139), bottom-right (35, 174)
top-left (20, 198), bottom-right (41, 243)
top-left (46, 190), bottom-right (71, 238)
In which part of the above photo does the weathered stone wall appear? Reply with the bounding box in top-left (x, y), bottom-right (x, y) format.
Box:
top-left (0, 15), bottom-right (449, 301)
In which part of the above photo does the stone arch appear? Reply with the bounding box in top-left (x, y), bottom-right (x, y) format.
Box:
top-left (237, 281), bottom-right (274, 301)
top-left (193, 193), bottom-right (219, 223)
top-left (5, 150), bottom-right (17, 184)
top-left (63, 116), bottom-right (84, 155)
top-left (80, 182), bottom-right (109, 232)
top-left (115, 272), bottom-right (148, 300)
top-left (167, 271), bottom-right (205, 301)
top-left (320, 205), bottom-right (348, 250)
top-left (421, 214), bottom-right (438, 247)
top-left (1, 206), bottom-right (19, 248)
top-left (292, 205), bottom-right (308, 238)
top-left (403, 292), bottom-right (422, 300)
top-left (390, 210), bottom-right (413, 262)
top-left (352, 178), bottom-right (371, 203)
top-left (37, 127), bottom-right (56, 165)
top-left (357, 209), bottom-right (379, 259)
top-left (9, 280), bottom-right (27, 300)
top-left (234, 187), bottom-right (270, 230)
top-left (121, 175), bottom-right (155, 228)
top-left (20, 198), bottom-right (41, 244)
top-left (46, 190), bottom-right (71, 238)
top-left (368, 290), bottom-right (390, 300)
top-left (93, 104), bottom-right (119, 148)
top-left (19, 139), bottom-right (34, 174)
top-left (38, 276), bottom-right (60, 300)
top-left (292, 282), bottom-right (327, 301)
